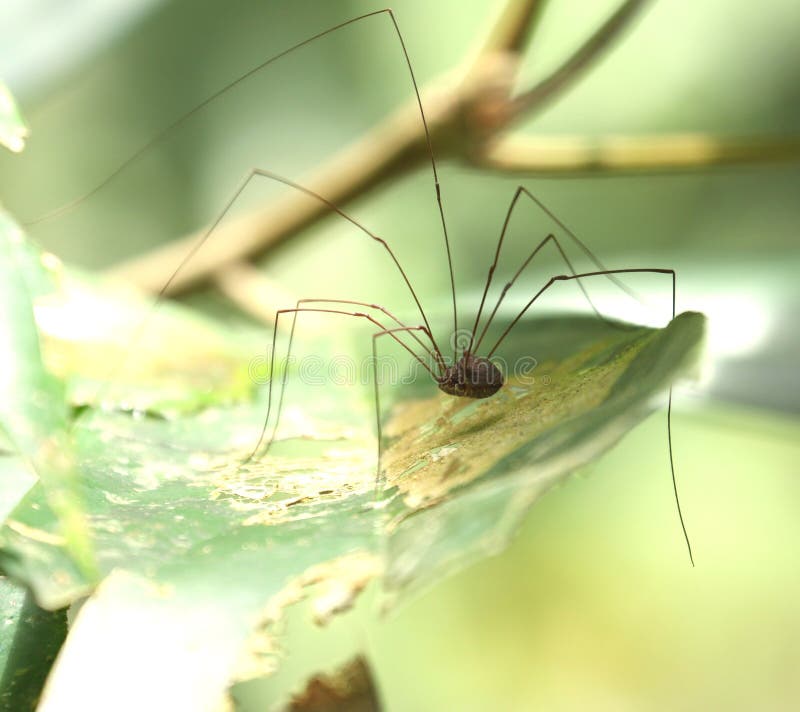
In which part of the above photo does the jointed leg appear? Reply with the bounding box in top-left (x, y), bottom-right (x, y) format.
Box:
top-left (472, 231), bottom-right (607, 354)
top-left (79, 166), bottom-right (442, 421)
top-left (488, 268), bottom-right (675, 356)
top-left (371, 325), bottom-right (433, 491)
top-left (515, 188), bottom-right (639, 301)
top-left (27, 9), bottom-right (437, 234)
top-left (486, 268), bottom-right (692, 565)
top-left (152, 168), bottom-right (440, 361)
top-left (296, 298), bottom-right (442, 373)
top-left (245, 306), bottom-right (434, 464)
top-left (27, 9), bottom-right (453, 365)
top-left (469, 186), bottom-right (640, 353)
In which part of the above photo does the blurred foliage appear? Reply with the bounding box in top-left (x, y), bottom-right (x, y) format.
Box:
top-left (0, 0), bottom-right (798, 709)
top-left (0, 79), bottom-right (28, 153)
top-left (0, 211), bottom-right (96, 581)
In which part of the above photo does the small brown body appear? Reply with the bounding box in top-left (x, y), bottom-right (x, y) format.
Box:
top-left (437, 353), bottom-right (504, 399)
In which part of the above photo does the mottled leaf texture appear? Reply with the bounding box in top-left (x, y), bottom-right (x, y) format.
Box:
top-left (0, 221), bottom-right (705, 711)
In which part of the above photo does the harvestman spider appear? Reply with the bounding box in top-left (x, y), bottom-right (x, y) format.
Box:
top-left (25, 10), bottom-right (693, 563)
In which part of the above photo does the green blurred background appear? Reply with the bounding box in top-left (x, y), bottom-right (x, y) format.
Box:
top-left (1, 0), bottom-right (799, 709)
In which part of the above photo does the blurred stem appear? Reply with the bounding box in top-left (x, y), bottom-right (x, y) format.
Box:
top-left (477, 133), bottom-right (800, 174)
top-left (106, 89), bottom-right (452, 293)
top-left (214, 262), bottom-right (302, 328)
top-left (503, 0), bottom-right (653, 123)
top-left (107, 0), bottom-right (800, 300)
top-left (469, 0), bottom-right (548, 66)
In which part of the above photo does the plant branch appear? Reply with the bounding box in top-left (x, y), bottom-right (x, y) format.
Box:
top-left (476, 132), bottom-right (800, 173)
top-left (106, 90), bottom-right (450, 293)
top-left (505, 0), bottom-right (653, 123)
top-left (213, 262), bottom-right (299, 328)
top-left (470, 0), bottom-right (548, 66)
top-left (106, 0), bottom-right (799, 303)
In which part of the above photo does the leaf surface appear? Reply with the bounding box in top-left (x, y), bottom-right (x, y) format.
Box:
top-left (0, 221), bottom-right (705, 710)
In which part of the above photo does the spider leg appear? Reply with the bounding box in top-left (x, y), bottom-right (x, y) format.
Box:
top-left (486, 267), bottom-right (693, 566)
top-left (296, 299), bottom-right (442, 374)
top-left (246, 306), bottom-right (433, 465)
top-left (371, 325), bottom-right (433, 492)
top-left (469, 185), bottom-right (641, 353)
top-left (147, 168), bottom-right (442, 357)
top-left (78, 164), bottom-right (443, 420)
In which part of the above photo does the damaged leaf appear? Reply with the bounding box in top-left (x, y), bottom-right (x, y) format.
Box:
top-left (381, 312), bottom-right (704, 598)
top-left (0, 216), bottom-right (705, 710)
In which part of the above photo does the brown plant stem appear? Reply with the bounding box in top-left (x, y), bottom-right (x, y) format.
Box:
top-left (105, 0), bottom-right (799, 303)
top-left (476, 132), bottom-right (800, 174)
top-left (505, 0), bottom-right (652, 122)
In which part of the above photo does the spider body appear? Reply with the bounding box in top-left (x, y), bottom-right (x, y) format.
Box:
top-left (437, 354), bottom-right (504, 399)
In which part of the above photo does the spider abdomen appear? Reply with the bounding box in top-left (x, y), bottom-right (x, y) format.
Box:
top-left (438, 354), bottom-right (504, 399)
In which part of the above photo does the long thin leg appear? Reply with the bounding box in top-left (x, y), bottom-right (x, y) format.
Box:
top-left (156, 167), bottom-right (445, 362)
top-left (297, 298), bottom-right (442, 374)
top-left (26, 7), bottom-right (459, 371)
top-left (77, 165), bottom-right (444, 416)
top-left (246, 306), bottom-right (432, 464)
top-left (381, 12), bottom-right (458, 350)
top-left (469, 185), bottom-right (639, 352)
top-left (488, 268), bottom-right (673, 357)
top-left (469, 186), bottom-right (529, 352)
top-left (485, 267), bottom-right (692, 566)
top-left (371, 325), bottom-right (432, 492)
top-left (472, 232), bottom-right (608, 354)
top-left (515, 188), bottom-right (639, 300)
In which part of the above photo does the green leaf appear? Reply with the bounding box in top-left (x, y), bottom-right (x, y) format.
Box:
top-left (381, 312), bottom-right (705, 599)
top-left (0, 287), bottom-right (704, 708)
top-left (0, 81), bottom-right (28, 154)
top-left (35, 267), bottom-right (259, 417)
top-left (0, 578), bottom-right (67, 712)
top-left (0, 210), bottom-right (96, 587)
top-left (0, 451), bottom-right (53, 710)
